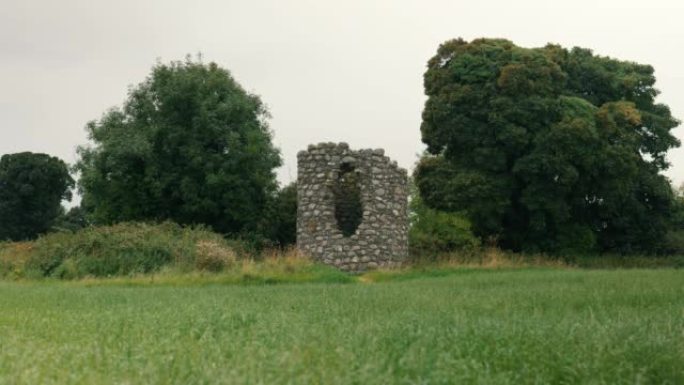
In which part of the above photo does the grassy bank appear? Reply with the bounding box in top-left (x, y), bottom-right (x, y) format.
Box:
top-left (1, 269), bottom-right (682, 384)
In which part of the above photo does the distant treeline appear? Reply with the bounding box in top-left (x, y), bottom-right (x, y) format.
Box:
top-left (1, 39), bottom-right (683, 257)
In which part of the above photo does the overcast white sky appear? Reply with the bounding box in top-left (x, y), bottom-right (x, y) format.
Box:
top-left (1, 0), bottom-right (683, 197)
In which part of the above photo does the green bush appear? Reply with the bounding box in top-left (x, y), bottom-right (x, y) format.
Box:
top-left (0, 241), bottom-right (34, 278)
top-left (659, 230), bottom-right (684, 255)
top-left (24, 222), bottom-right (239, 278)
top-left (409, 184), bottom-right (479, 259)
top-left (259, 182), bottom-right (297, 248)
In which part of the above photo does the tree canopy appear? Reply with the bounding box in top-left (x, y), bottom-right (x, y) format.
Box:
top-left (0, 152), bottom-right (74, 241)
top-left (75, 58), bottom-right (282, 235)
top-left (416, 38), bottom-right (680, 253)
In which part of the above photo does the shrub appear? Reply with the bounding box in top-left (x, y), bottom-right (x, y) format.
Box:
top-left (0, 242), bottom-right (34, 278)
top-left (409, 183), bottom-right (479, 259)
top-left (662, 230), bottom-right (684, 255)
top-left (259, 182), bottom-right (297, 247)
top-left (24, 222), bottom-right (238, 278)
top-left (195, 240), bottom-right (237, 272)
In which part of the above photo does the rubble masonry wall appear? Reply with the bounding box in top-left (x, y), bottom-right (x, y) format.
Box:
top-left (296, 142), bottom-right (408, 272)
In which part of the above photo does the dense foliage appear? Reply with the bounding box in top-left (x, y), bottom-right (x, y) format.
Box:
top-left (661, 184), bottom-right (684, 254)
top-left (409, 180), bottom-right (479, 257)
top-left (20, 222), bottom-right (237, 278)
top-left (75, 58), bottom-right (281, 235)
top-left (260, 182), bottom-right (297, 247)
top-left (52, 206), bottom-right (90, 233)
top-left (0, 222), bottom-right (348, 281)
top-left (416, 38), bottom-right (680, 253)
top-left (0, 152), bottom-right (74, 241)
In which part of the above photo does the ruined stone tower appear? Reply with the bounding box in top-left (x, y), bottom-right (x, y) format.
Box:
top-left (297, 142), bottom-right (408, 272)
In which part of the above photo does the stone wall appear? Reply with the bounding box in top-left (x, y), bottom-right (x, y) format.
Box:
top-left (297, 142), bottom-right (408, 272)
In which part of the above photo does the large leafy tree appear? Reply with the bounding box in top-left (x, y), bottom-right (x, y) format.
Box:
top-left (76, 58), bottom-right (282, 235)
top-left (0, 152), bottom-right (74, 241)
top-left (416, 38), bottom-right (680, 253)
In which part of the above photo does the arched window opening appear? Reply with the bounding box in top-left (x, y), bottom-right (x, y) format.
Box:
top-left (333, 162), bottom-right (363, 237)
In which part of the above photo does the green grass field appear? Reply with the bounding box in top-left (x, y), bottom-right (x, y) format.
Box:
top-left (1, 269), bottom-right (683, 384)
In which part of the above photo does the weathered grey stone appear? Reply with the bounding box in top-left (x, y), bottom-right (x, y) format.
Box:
top-left (341, 156), bottom-right (356, 165)
top-left (297, 142), bottom-right (408, 272)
